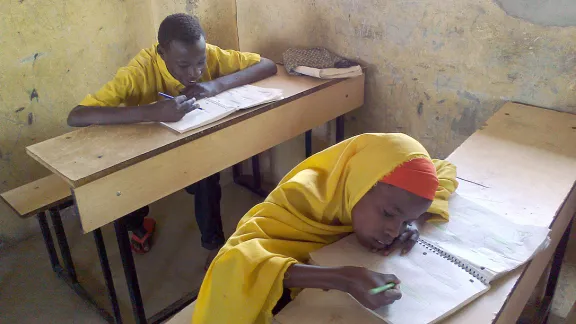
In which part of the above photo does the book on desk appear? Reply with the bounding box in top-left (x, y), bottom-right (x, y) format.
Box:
top-left (162, 84), bottom-right (283, 133)
top-left (279, 194), bottom-right (550, 324)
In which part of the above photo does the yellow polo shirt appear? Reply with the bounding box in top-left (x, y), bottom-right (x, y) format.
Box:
top-left (80, 44), bottom-right (261, 107)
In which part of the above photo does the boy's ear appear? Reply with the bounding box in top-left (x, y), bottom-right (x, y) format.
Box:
top-left (157, 45), bottom-right (166, 58)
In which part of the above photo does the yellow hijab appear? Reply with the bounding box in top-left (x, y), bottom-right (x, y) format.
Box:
top-left (192, 133), bottom-right (458, 323)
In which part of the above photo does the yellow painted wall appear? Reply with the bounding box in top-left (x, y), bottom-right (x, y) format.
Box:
top-left (0, 0), bottom-right (236, 244)
top-left (237, 0), bottom-right (576, 179)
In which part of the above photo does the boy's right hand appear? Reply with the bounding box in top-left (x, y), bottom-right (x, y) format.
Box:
top-left (149, 95), bottom-right (199, 122)
top-left (339, 266), bottom-right (402, 310)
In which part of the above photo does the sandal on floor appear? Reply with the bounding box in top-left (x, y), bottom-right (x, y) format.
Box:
top-left (130, 218), bottom-right (156, 254)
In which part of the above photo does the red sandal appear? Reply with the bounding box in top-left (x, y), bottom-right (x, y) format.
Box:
top-left (130, 218), bottom-right (156, 254)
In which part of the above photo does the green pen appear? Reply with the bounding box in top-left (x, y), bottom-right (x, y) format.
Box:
top-left (369, 283), bottom-right (397, 295)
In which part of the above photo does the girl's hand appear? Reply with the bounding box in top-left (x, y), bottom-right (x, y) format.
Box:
top-left (339, 266), bottom-right (402, 310)
top-left (380, 223), bottom-right (419, 255)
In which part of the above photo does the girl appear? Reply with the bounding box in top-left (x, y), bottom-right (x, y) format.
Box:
top-left (193, 133), bottom-right (458, 323)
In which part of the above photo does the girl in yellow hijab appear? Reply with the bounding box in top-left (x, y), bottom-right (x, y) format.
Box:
top-left (193, 133), bottom-right (458, 323)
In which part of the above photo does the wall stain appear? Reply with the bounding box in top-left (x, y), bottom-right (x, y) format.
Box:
top-left (437, 99), bottom-right (446, 104)
top-left (14, 107), bottom-right (25, 113)
top-left (424, 92), bottom-right (431, 100)
top-left (30, 89), bottom-right (39, 102)
top-left (27, 112), bottom-right (34, 125)
top-left (417, 102), bottom-right (424, 116)
top-left (451, 107), bottom-right (479, 136)
top-left (458, 90), bottom-right (481, 104)
top-left (20, 52), bottom-right (46, 65)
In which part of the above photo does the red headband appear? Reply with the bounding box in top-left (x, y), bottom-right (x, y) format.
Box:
top-left (380, 158), bottom-right (438, 200)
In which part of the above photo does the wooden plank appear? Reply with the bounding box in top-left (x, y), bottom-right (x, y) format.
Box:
top-left (73, 74), bottom-right (365, 233)
top-left (448, 102), bottom-right (576, 226)
top-left (275, 103), bottom-right (576, 324)
top-left (0, 174), bottom-right (71, 218)
top-left (26, 66), bottom-right (341, 188)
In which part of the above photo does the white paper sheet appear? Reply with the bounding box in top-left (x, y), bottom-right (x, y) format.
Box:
top-left (161, 85), bottom-right (283, 133)
top-left (420, 194), bottom-right (550, 281)
top-left (310, 235), bottom-right (489, 324)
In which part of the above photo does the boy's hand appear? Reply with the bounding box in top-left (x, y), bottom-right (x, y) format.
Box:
top-left (149, 95), bottom-right (198, 122)
top-left (339, 266), bottom-right (402, 310)
top-left (380, 223), bottom-right (419, 256)
top-left (180, 81), bottom-right (221, 100)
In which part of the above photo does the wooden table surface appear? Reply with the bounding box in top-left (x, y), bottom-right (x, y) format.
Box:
top-left (32, 67), bottom-right (365, 233)
top-left (275, 103), bottom-right (576, 324)
top-left (26, 66), bottom-right (343, 188)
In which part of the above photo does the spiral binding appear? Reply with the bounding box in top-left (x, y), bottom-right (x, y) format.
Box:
top-left (418, 239), bottom-right (489, 285)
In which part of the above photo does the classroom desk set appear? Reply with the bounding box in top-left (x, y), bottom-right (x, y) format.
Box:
top-left (4, 64), bottom-right (576, 323)
top-left (166, 103), bottom-right (576, 324)
top-left (15, 66), bottom-right (365, 324)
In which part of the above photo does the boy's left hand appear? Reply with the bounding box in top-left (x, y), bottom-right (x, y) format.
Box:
top-left (380, 224), bottom-right (419, 256)
top-left (180, 81), bottom-right (221, 100)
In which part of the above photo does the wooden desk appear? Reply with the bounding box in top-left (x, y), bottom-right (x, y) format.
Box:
top-left (275, 103), bottom-right (576, 324)
top-left (27, 67), bottom-right (365, 233)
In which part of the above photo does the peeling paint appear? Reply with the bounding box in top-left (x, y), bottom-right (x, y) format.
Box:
top-left (29, 89), bottom-right (38, 102)
top-left (494, 0), bottom-right (576, 27)
top-left (20, 52), bottom-right (46, 64)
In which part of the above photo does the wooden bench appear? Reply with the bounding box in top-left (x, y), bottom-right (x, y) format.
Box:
top-left (1, 175), bottom-right (121, 323)
top-left (1, 174), bottom-right (71, 218)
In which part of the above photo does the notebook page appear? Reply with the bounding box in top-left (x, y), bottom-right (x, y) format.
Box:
top-left (161, 99), bottom-right (235, 133)
top-left (310, 235), bottom-right (489, 324)
top-left (208, 85), bottom-right (283, 110)
top-left (420, 194), bottom-right (550, 282)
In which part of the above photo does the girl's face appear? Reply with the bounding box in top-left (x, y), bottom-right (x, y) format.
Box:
top-left (352, 183), bottom-right (432, 251)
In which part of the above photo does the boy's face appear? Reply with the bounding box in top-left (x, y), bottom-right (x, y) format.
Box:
top-left (352, 183), bottom-right (432, 251)
top-left (159, 36), bottom-right (207, 85)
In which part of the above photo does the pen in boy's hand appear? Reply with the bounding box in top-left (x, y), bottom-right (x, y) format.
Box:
top-left (158, 92), bottom-right (175, 100)
top-left (369, 283), bottom-right (397, 295)
top-left (158, 92), bottom-right (203, 110)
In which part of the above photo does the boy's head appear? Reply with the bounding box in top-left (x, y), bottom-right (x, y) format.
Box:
top-left (351, 158), bottom-right (438, 251)
top-left (157, 13), bottom-right (206, 85)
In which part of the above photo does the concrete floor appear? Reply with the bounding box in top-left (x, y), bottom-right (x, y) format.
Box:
top-left (1, 182), bottom-right (575, 323)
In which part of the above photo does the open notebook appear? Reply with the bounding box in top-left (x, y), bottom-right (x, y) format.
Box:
top-left (299, 194), bottom-right (550, 324)
top-left (162, 85), bottom-right (283, 133)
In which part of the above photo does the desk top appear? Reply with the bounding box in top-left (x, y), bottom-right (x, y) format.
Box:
top-left (275, 103), bottom-right (576, 324)
top-left (26, 66), bottom-right (341, 188)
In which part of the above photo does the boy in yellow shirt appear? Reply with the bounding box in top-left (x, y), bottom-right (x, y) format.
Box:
top-left (67, 13), bottom-right (277, 266)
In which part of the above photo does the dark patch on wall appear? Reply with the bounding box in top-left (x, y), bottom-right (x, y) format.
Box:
top-left (30, 88), bottom-right (39, 101)
top-left (355, 24), bottom-right (384, 40)
top-left (424, 92), bottom-right (431, 100)
top-left (27, 113), bottom-right (34, 125)
top-left (417, 102), bottom-right (424, 116)
top-left (494, 0), bottom-right (576, 27)
top-left (186, 0), bottom-right (199, 13)
top-left (437, 99), bottom-right (446, 104)
top-left (451, 107), bottom-right (478, 136)
top-left (0, 148), bottom-right (3, 159)
top-left (14, 107), bottom-right (25, 113)
top-left (458, 90), bottom-right (481, 104)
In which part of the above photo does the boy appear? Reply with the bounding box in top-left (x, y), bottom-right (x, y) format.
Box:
top-left (67, 13), bottom-right (277, 267)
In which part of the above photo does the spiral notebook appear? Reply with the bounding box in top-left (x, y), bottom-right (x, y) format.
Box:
top-left (297, 194), bottom-right (550, 324)
top-left (161, 85), bottom-right (283, 133)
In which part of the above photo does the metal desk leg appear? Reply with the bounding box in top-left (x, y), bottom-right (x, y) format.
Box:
top-left (336, 115), bottom-right (345, 143)
top-left (114, 218), bottom-right (147, 324)
top-left (305, 130), bottom-right (312, 158)
top-left (94, 229), bottom-right (123, 324)
top-left (534, 217), bottom-right (574, 324)
top-left (233, 155), bottom-right (268, 197)
top-left (49, 207), bottom-right (78, 282)
top-left (44, 206), bottom-right (116, 323)
top-left (37, 211), bottom-right (62, 273)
